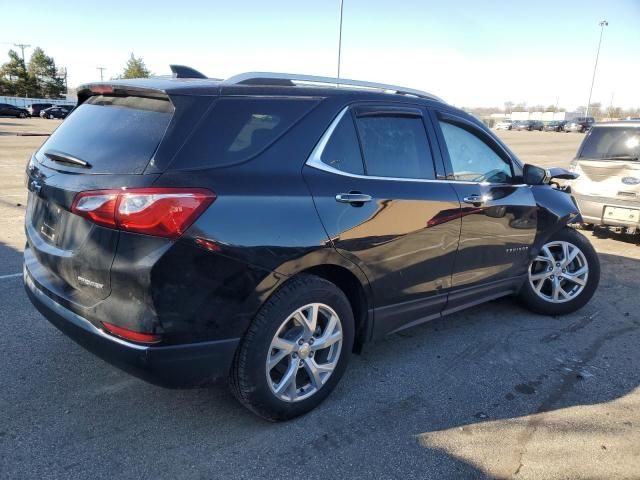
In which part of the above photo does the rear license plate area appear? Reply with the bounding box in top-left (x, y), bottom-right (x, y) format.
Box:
top-left (603, 206), bottom-right (640, 223)
top-left (31, 196), bottom-right (63, 245)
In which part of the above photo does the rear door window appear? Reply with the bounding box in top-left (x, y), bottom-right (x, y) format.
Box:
top-left (174, 97), bottom-right (320, 169)
top-left (36, 95), bottom-right (173, 174)
top-left (319, 113), bottom-right (364, 174)
top-left (354, 113), bottom-right (436, 179)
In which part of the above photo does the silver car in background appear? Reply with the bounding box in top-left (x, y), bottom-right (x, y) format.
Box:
top-left (570, 121), bottom-right (640, 234)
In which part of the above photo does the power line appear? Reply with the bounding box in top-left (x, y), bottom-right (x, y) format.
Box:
top-left (96, 66), bottom-right (106, 81)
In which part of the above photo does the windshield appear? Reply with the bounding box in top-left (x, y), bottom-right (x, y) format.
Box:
top-left (579, 127), bottom-right (640, 160)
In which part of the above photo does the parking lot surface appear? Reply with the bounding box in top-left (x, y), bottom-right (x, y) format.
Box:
top-left (1, 119), bottom-right (638, 479)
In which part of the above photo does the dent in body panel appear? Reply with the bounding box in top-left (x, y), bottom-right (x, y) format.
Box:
top-left (529, 185), bottom-right (582, 254)
top-left (448, 185), bottom-right (538, 288)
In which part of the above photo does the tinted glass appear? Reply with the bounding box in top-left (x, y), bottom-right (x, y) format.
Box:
top-left (355, 115), bottom-right (435, 179)
top-left (176, 97), bottom-right (319, 169)
top-left (37, 95), bottom-right (173, 174)
top-left (579, 127), bottom-right (640, 160)
top-left (439, 121), bottom-right (512, 183)
top-left (320, 114), bottom-right (364, 174)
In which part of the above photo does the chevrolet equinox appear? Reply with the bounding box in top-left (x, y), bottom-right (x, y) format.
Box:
top-left (24, 67), bottom-right (600, 420)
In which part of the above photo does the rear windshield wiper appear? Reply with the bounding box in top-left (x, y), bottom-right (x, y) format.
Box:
top-left (44, 150), bottom-right (91, 168)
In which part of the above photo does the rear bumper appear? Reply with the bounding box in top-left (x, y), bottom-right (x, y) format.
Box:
top-left (573, 192), bottom-right (640, 228)
top-left (24, 265), bottom-right (240, 388)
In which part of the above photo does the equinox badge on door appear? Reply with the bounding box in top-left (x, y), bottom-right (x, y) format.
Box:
top-left (77, 276), bottom-right (104, 289)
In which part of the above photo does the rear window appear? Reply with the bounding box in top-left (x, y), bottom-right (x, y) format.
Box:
top-left (173, 97), bottom-right (319, 169)
top-left (579, 127), bottom-right (640, 160)
top-left (36, 95), bottom-right (173, 174)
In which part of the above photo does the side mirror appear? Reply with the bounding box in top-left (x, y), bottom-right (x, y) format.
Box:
top-left (523, 164), bottom-right (579, 185)
top-left (546, 167), bottom-right (579, 181)
top-left (523, 164), bottom-right (548, 185)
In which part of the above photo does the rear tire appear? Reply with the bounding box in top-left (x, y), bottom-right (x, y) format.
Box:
top-left (229, 274), bottom-right (354, 421)
top-left (518, 228), bottom-right (599, 315)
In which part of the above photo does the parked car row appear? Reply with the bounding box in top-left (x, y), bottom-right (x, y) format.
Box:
top-left (0, 102), bottom-right (74, 119)
top-left (495, 117), bottom-right (595, 133)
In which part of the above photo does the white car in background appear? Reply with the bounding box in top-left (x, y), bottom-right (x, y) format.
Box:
top-left (495, 119), bottom-right (513, 130)
top-left (570, 121), bottom-right (640, 234)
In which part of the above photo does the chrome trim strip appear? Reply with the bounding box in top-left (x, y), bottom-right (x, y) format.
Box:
top-left (305, 107), bottom-right (517, 187)
top-left (224, 72), bottom-right (445, 102)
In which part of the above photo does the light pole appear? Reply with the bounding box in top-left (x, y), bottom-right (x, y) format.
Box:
top-left (97, 66), bottom-right (106, 81)
top-left (337, 0), bottom-right (344, 85)
top-left (585, 20), bottom-right (608, 118)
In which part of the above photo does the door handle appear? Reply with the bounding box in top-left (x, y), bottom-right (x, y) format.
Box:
top-left (463, 194), bottom-right (487, 206)
top-left (335, 193), bottom-right (372, 205)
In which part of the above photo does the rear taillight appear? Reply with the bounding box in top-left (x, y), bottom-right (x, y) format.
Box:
top-left (71, 188), bottom-right (215, 239)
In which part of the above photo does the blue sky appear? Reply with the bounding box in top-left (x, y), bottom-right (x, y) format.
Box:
top-left (1, 0), bottom-right (638, 108)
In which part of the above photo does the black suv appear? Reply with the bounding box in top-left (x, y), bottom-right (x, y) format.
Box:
top-left (514, 120), bottom-right (543, 131)
top-left (0, 103), bottom-right (29, 118)
top-left (24, 69), bottom-right (600, 420)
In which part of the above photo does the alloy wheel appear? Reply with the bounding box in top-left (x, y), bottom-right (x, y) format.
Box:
top-left (266, 303), bottom-right (343, 402)
top-left (528, 241), bottom-right (589, 303)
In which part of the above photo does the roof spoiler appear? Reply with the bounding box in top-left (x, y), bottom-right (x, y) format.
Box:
top-left (170, 65), bottom-right (207, 79)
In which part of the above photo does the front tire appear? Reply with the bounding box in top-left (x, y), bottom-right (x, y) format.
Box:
top-left (518, 228), bottom-right (600, 315)
top-left (229, 274), bottom-right (354, 421)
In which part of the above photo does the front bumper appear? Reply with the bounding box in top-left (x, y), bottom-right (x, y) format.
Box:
top-left (573, 192), bottom-right (640, 228)
top-left (24, 265), bottom-right (240, 388)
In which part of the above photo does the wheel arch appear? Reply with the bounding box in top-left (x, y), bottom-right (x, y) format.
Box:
top-left (253, 248), bottom-right (373, 353)
top-left (530, 185), bottom-right (582, 257)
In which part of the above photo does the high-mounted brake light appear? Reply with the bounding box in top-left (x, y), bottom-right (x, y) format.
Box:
top-left (102, 321), bottom-right (161, 344)
top-left (71, 188), bottom-right (215, 239)
top-left (90, 85), bottom-right (114, 94)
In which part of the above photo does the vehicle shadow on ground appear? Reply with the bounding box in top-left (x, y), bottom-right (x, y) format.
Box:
top-left (2, 239), bottom-right (639, 478)
top-left (590, 225), bottom-right (640, 245)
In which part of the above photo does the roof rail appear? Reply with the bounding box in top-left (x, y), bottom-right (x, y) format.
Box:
top-left (223, 72), bottom-right (444, 102)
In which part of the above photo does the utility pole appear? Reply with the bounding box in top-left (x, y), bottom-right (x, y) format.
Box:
top-left (59, 67), bottom-right (68, 95)
top-left (336, 0), bottom-right (344, 85)
top-left (97, 66), bottom-right (106, 81)
top-left (13, 43), bottom-right (31, 63)
top-left (585, 20), bottom-right (608, 118)
top-left (608, 92), bottom-right (615, 119)
top-left (14, 43), bottom-right (30, 98)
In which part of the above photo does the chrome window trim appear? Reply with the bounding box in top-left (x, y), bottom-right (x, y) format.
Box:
top-left (305, 106), bottom-right (521, 187)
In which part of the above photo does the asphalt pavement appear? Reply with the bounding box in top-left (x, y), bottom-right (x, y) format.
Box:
top-left (1, 119), bottom-right (638, 479)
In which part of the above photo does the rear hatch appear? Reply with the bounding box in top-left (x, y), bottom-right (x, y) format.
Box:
top-left (25, 92), bottom-right (175, 305)
top-left (572, 125), bottom-right (640, 200)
